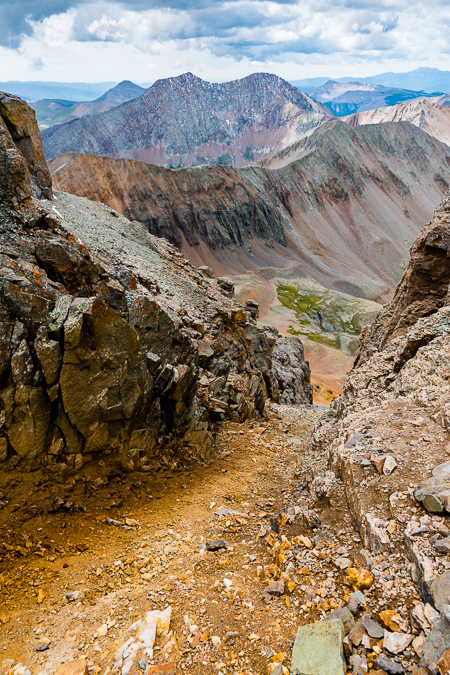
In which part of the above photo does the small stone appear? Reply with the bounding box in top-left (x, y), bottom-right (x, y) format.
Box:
top-left (383, 456), bottom-right (397, 476)
top-left (263, 579), bottom-right (285, 597)
top-left (345, 433), bottom-right (364, 447)
top-left (374, 654), bottom-right (404, 674)
top-left (362, 614), bottom-right (384, 639)
top-left (36, 639), bottom-right (50, 652)
top-left (431, 571), bottom-right (450, 609)
top-left (325, 607), bottom-right (355, 635)
top-left (349, 654), bottom-right (368, 674)
top-left (347, 591), bottom-right (365, 615)
top-left (383, 631), bottom-right (413, 654)
top-left (37, 589), bottom-right (46, 604)
top-left (435, 536), bottom-right (450, 553)
top-left (378, 610), bottom-right (402, 632)
top-left (423, 494), bottom-right (444, 514)
top-left (65, 591), bottom-right (80, 602)
top-left (371, 454), bottom-right (388, 473)
top-left (437, 648), bottom-right (450, 675)
top-left (55, 659), bottom-right (88, 675)
top-left (421, 618), bottom-right (450, 672)
top-left (334, 557), bottom-right (351, 570)
top-left (146, 664), bottom-right (177, 675)
top-left (96, 623), bottom-right (108, 638)
top-left (211, 636), bottom-right (221, 647)
top-left (198, 265), bottom-right (214, 277)
top-left (205, 540), bottom-right (230, 551)
top-left (348, 620), bottom-right (365, 647)
top-left (412, 635), bottom-right (425, 658)
top-left (0, 613), bottom-right (10, 624)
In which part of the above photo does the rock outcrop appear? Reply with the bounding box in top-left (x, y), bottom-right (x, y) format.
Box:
top-left (311, 191), bottom-right (450, 668)
top-left (41, 72), bottom-right (333, 168)
top-left (0, 93), bottom-right (312, 472)
top-left (50, 120), bottom-right (450, 302)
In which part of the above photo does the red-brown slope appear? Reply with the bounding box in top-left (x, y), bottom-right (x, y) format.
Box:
top-left (49, 120), bottom-right (450, 302)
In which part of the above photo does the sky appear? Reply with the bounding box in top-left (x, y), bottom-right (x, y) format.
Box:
top-left (1, 0), bottom-right (450, 83)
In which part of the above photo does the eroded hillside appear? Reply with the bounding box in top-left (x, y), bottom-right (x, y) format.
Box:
top-left (50, 120), bottom-right (450, 304)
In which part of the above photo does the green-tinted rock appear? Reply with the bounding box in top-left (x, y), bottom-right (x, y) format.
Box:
top-left (422, 493), bottom-right (444, 514)
top-left (290, 620), bottom-right (346, 675)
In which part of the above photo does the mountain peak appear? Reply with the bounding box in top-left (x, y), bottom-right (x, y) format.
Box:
top-left (43, 71), bottom-right (333, 168)
top-left (94, 80), bottom-right (145, 103)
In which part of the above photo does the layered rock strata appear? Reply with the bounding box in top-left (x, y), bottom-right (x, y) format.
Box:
top-left (50, 120), bottom-right (450, 302)
top-left (0, 93), bottom-right (312, 472)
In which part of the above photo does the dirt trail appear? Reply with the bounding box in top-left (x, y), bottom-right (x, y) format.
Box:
top-left (0, 403), bottom-right (421, 675)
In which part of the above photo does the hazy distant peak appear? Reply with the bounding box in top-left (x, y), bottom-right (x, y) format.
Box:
top-left (94, 80), bottom-right (145, 103)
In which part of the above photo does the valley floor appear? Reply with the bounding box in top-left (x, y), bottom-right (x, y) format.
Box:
top-left (0, 404), bottom-right (422, 675)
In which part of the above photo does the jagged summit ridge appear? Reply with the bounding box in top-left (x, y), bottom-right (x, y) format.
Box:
top-left (41, 71), bottom-right (333, 168)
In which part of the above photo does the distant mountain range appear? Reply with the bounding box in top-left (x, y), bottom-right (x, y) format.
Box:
top-left (310, 80), bottom-right (440, 116)
top-left (344, 98), bottom-right (450, 147)
top-left (4, 67), bottom-right (450, 104)
top-left (0, 80), bottom-right (119, 101)
top-left (30, 81), bottom-right (146, 130)
top-left (292, 67), bottom-right (450, 94)
top-left (42, 72), bottom-right (333, 168)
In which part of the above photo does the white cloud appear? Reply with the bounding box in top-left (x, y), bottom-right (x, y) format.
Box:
top-left (1, 0), bottom-right (450, 83)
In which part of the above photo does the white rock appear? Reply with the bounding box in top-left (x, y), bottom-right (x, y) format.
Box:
top-left (96, 623), bottom-right (108, 637)
top-left (383, 456), bottom-right (398, 475)
top-left (383, 630), bottom-right (413, 654)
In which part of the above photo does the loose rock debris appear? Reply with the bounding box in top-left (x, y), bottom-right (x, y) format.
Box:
top-left (1, 402), bottom-right (450, 674)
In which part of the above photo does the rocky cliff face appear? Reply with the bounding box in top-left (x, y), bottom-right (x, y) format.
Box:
top-left (0, 92), bottom-right (312, 473)
top-left (50, 120), bottom-right (450, 302)
top-left (0, 91), bottom-right (52, 222)
top-left (41, 72), bottom-right (333, 168)
top-left (311, 192), bottom-right (450, 667)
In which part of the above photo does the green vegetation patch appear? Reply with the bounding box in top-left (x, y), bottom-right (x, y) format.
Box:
top-left (277, 280), bottom-right (380, 356)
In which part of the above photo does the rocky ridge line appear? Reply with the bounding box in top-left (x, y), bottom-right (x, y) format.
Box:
top-left (312, 191), bottom-right (450, 672)
top-left (41, 72), bottom-right (333, 168)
